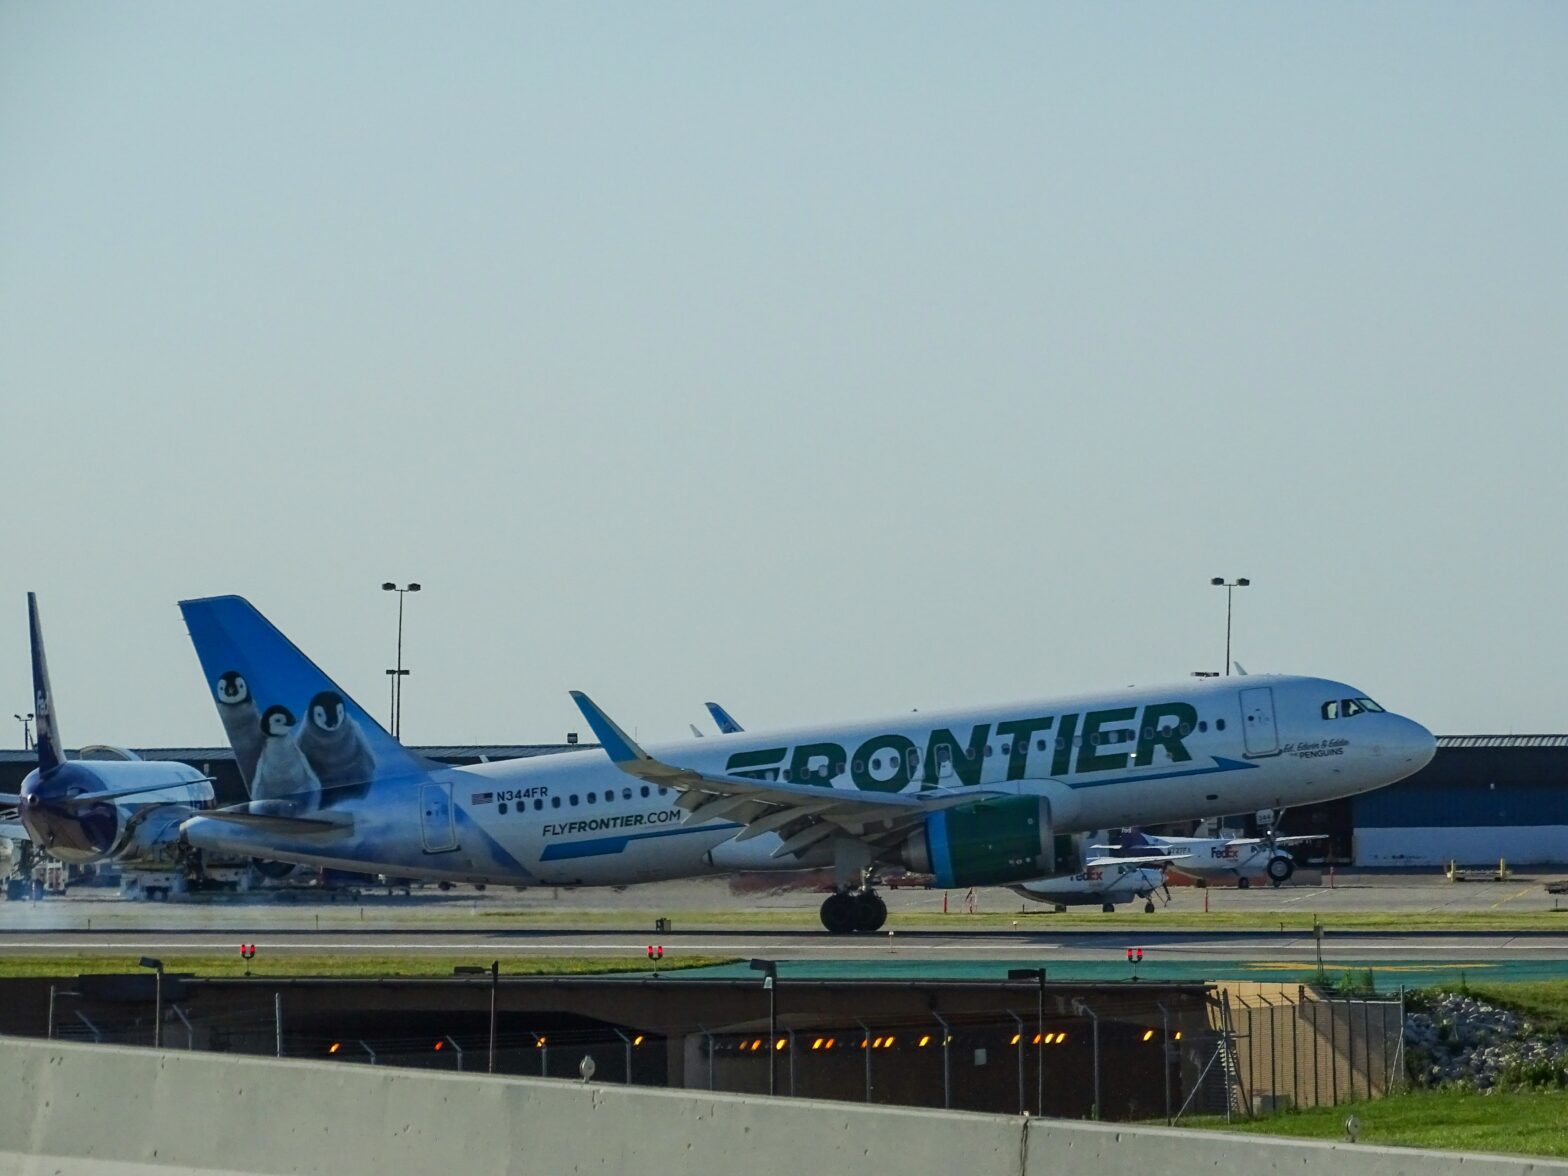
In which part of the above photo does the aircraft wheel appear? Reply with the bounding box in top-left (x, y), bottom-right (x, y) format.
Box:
top-left (1237, 877), bottom-right (1251, 890)
top-left (1267, 856), bottom-right (1295, 884)
top-left (1144, 901), bottom-right (1155, 914)
top-left (820, 891), bottom-right (857, 934)
top-left (852, 890), bottom-right (888, 933)
top-left (1101, 902), bottom-right (1115, 913)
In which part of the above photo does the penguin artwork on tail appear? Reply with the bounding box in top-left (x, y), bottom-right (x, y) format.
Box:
top-left (215, 670), bottom-right (264, 791)
top-left (298, 690), bottom-right (376, 801)
top-left (250, 705), bottom-right (321, 813)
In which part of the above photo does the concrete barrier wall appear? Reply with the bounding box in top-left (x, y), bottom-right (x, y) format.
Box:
top-left (1, 1037), bottom-right (1563, 1176)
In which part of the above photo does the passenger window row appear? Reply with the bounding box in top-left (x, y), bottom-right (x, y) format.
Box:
top-left (531, 785), bottom-right (670, 811)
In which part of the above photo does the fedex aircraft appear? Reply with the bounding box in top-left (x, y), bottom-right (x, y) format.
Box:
top-left (0, 595), bottom-right (214, 888)
top-left (1097, 826), bottom-right (1327, 888)
top-left (177, 595), bottom-right (1436, 933)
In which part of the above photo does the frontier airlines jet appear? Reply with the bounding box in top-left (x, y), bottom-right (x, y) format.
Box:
top-left (177, 596), bottom-right (1435, 932)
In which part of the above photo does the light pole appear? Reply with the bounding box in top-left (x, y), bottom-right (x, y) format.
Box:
top-left (455, 961), bottom-right (500, 1073)
top-left (1209, 577), bottom-right (1250, 676)
top-left (1072, 998), bottom-right (1101, 1120)
top-left (139, 957), bottom-right (164, 1049)
top-left (750, 958), bottom-right (778, 1096)
top-left (381, 582), bottom-right (421, 738)
top-left (1009, 967), bottom-right (1046, 1116)
top-left (14, 713), bottom-right (33, 751)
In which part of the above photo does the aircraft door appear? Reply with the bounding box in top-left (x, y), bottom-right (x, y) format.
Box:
top-left (1238, 687), bottom-right (1280, 757)
top-left (420, 783), bottom-right (459, 853)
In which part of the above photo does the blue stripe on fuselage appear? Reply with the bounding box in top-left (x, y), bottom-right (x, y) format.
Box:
top-left (1064, 756), bottom-right (1257, 790)
top-left (539, 821), bottom-right (743, 862)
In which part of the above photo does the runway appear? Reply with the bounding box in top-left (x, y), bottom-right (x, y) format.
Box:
top-left (4, 876), bottom-right (1568, 985)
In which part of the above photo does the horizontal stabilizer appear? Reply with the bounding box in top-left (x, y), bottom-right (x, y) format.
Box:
top-left (59, 778), bottom-right (215, 812)
top-left (199, 807), bottom-right (353, 837)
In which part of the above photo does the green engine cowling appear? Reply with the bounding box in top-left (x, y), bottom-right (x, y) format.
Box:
top-left (897, 796), bottom-right (1056, 888)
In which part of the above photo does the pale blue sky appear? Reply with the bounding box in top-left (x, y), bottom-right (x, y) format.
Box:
top-left (2, 3), bottom-right (1565, 746)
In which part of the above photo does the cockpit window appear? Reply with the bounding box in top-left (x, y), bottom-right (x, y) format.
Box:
top-left (1323, 697), bottom-right (1383, 720)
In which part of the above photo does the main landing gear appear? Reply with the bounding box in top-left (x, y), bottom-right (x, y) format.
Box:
top-left (820, 889), bottom-right (888, 934)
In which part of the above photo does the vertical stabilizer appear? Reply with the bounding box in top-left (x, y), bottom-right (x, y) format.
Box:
top-left (704, 701), bottom-right (744, 734)
top-left (180, 596), bottom-right (432, 807)
top-left (27, 593), bottom-right (64, 773)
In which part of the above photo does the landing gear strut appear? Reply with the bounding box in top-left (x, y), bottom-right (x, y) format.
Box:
top-left (819, 889), bottom-right (887, 933)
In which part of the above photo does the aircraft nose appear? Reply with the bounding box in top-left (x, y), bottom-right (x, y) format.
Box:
top-left (1393, 715), bottom-right (1437, 772)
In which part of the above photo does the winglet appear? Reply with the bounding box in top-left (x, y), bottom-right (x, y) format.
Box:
top-left (569, 692), bottom-right (651, 765)
top-left (27, 593), bottom-right (64, 774)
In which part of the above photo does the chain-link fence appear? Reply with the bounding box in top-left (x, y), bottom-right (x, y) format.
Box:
top-left (1177, 986), bottom-right (1405, 1120)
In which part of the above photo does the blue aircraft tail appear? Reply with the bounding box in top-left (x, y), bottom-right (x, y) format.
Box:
top-left (179, 596), bottom-right (432, 808)
top-left (27, 593), bottom-right (65, 774)
top-left (1119, 828), bottom-right (1152, 850)
top-left (704, 701), bottom-right (744, 735)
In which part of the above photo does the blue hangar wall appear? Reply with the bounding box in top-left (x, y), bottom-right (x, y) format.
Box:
top-left (1352, 736), bottom-right (1568, 867)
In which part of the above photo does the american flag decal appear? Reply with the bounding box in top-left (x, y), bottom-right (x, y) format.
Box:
top-left (471, 792), bottom-right (494, 805)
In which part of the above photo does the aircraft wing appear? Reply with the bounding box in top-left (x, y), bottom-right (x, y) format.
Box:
top-left (1271, 834), bottom-right (1328, 845)
top-left (0, 821), bottom-right (26, 842)
top-left (0, 793), bottom-right (21, 807)
top-left (571, 691), bottom-right (1006, 858)
top-left (1085, 852), bottom-right (1190, 868)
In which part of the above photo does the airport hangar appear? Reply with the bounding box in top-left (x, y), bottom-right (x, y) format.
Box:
top-left (2, 734), bottom-right (1563, 869)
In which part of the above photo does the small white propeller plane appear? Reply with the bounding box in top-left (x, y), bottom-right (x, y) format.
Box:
top-left (1095, 824), bottom-right (1327, 888)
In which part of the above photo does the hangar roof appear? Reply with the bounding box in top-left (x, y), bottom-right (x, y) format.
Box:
top-left (1436, 735), bottom-right (1568, 749)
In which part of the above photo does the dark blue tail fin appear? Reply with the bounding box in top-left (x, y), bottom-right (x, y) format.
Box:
top-left (27, 593), bottom-right (64, 773)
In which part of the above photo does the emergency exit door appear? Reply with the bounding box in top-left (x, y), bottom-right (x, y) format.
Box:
top-left (1238, 687), bottom-right (1280, 757)
top-left (420, 783), bottom-right (458, 853)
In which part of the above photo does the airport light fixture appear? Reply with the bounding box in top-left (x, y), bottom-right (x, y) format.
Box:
top-left (13, 712), bottom-right (33, 751)
top-left (1209, 577), bottom-right (1250, 676)
top-left (1008, 968), bottom-right (1046, 1116)
top-left (750, 959), bottom-right (779, 1096)
top-left (139, 957), bottom-right (164, 1049)
top-left (381, 582), bottom-right (421, 738)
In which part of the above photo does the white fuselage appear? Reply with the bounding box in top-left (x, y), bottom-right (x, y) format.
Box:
top-left (181, 674), bottom-right (1435, 886)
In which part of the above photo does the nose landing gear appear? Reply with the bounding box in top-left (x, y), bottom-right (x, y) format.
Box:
top-left (820, 888), bottom-right (887, 933)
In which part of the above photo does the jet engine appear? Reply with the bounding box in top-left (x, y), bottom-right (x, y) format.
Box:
top-left (896, 796), bottom-right (1058, 888)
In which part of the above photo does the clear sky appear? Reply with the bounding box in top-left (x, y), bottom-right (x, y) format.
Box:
top-left (2, 3), bottom-right (1564, 748)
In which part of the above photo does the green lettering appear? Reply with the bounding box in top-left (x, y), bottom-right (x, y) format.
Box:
top-left (851, 734), bottom-right (919, 793)
top-left (995, 716), bottom-right (1054, 781)
top-left (725, 748), bottom-right (785, 781)
top-left (1051, 713), bottom-right (1079, 775)
top-left (923, 724), bottom-right (990, 788)
top-left (1075, 708), bottom-right (1138, 774)
top-left (1134, 702), bottom-right (1199, 767)
top-left (789, 742), bottom-right (846, 786)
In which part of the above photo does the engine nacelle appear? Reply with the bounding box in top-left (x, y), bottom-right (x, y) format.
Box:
top-left (897, 796), bottom-right (1057, 888)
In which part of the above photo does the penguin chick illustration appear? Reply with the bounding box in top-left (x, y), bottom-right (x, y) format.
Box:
top-left (250, 705), bottom-right (321, 813)
top-left (298, 689), bottom-right (376, 799)
top-left (215, 670), bottom-right (264, 792)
